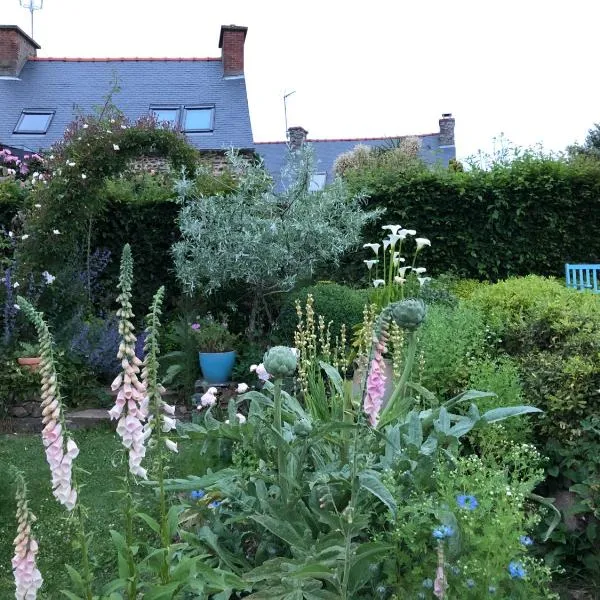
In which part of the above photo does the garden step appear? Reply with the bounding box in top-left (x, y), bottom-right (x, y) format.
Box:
top-left (65, 408), bottom-right (112, 430)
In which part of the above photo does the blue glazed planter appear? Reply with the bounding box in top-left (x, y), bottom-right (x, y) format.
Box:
top-left (199, 351), bottom-right (237, 385)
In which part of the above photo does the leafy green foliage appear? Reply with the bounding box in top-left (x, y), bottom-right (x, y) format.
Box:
top-left (173, 147), bottom-right (381, 336)
top-left (276, 282), bottom-right (370, 344)
top-left (340, 151), bottom-right (600, 282)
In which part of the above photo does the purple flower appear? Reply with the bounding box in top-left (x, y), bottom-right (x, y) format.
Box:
top-left (508, 561), bottom-right (526, 579)
top-left (433, 525), bottom-right (454, 539)
top-left (456, 494), bottom-right (478, 510)
top-left (191, 323), bottom-right (200, 330)
top-left (519, 535), bottom-right (533, 546)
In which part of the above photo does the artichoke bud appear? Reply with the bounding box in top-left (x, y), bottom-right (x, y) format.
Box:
top-left (387, 298), bottom-right (426, 331)
top-left (293, 419), bottom-right (312, 437)
top-left (263, 346), bottom-right (298, 379)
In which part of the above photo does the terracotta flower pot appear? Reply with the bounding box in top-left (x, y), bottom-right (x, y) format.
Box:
top-left (17, 357), bottom-right (41, 372)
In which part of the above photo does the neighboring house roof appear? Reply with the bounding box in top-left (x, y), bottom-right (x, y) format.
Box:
top-left (0, 58), bottom-right (254, 153)
top-left (256, 133), bottom-right (456, 189)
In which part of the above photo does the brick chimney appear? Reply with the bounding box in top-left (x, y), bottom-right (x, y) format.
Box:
top-left (0, 25), bottom-right (40, 79)
top-left (288, 126), bottom-right (308, 150)
top-left (439, 113), bottom-right (455, 147)
top-left (218, 25), bottom-right (247, 78)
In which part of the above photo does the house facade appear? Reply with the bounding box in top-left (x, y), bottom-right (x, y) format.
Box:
top-left (0, 24), bottom-right (455, 183)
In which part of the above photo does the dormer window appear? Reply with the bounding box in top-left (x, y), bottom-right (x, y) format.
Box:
top-left (183, 106), bottom-right (215, 133)
top-left (150, 106), bottom-right (180, 128)
top-left (309, 172), bottom-right (327, 192)
top-left (14, 110), bottom-right (54, 134)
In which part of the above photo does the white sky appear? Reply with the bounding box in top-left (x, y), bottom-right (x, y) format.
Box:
top-left (3, 0), bottom-right (599, 159)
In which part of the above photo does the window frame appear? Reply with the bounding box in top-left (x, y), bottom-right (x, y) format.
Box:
top-left (149, 105), bottom-right (181, 128)
top-left (13, 110), bottom-right (55, 134)
top-left (182, 105), bottom-right (215, 133)
top-left (309, 172), bottom-right (328, 192)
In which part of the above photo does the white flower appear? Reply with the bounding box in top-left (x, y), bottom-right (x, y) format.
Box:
top-left (21, 234), bottom-right (29, 240)
top-left (110, 119), bottom-right (116, 123)
top-left (32, 172), bottom-right (40, 179)
top-left (52, 229), bottom-right (61, 235)
top-left (236, 383), bottom-right (249, 394)
top-left (364, 259), bottom-right (379, 270)
top-left (162, 403), bottom-right (176, 415)
top-left (200, 391), bottom-right (217, 407)
top-left (250, 364), bottom-right (270, 381)
top-left (414, 267), bottom-right (427, 274)
top-left (225, 413), bottom-right (247, 425)
top-left (8, 231), bottom-right (13, 238)
top-left (13, 304), bottom-right (20, 310)
top-left (382, 239), bottom-right (391, 251)
top-left (82, 123), bottom-right (89, 129)
top-left (81, 173), bottom-right (87, 179)
top-left (120, 125), bottom-right (127, 129)
top-left (382, 224), bottom-right (402, 235)
top-left (387, 234), bottom-right (402, 246)
top-left (363, 243), bottom-right (381, 256)
top-left (165, 439), bottom-right (178, 453)
top-left (393, 276), bottom-right (407, 285)
top-left (207, 387), bottom-right (218, 395)
top-left (113, 144), bottom-right (120, 151)
top-left (49, 154), bottom-right (55, 159)
top-left (42, 271), bottom-right (55, 284)
top-left (67, 161), bottom-right (76, 167)
top-left (397, 266), bottom-right (411, 278)
top-left (372, 279), bottom-right (385, 288)
top-left (13, 282), bottom-right (19, 288)
top-left (162, 416), bottom-right (177, 432)
top-left (418, 276), bottom-right (432, 286)
top-left (34, 203), bottom-right (41, 208)
top-left (415, 237), bottom-right (431, 251)
top-left (399, 228), bottom-right (416, 238)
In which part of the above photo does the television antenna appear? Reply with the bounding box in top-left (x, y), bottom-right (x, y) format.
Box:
top-left (19, 0), bottom-right (43, 39)
top-left (283, 90), bottom-right (296, 139)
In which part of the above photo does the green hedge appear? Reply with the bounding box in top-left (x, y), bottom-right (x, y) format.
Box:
top-left (342, 154), bottom-right (600, 281)
top-left (276, 281), bottom-right (371, 344)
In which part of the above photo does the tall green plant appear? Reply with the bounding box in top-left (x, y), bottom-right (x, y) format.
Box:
top-left (172, 147), bottom-right (382, 337)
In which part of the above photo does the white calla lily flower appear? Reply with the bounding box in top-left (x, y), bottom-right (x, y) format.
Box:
top-left (393, 276), bottom-right (407, 285)
top-left (372, 279), bottom-right (385, 288)
top-left (363, 243), bottom-right (381, 256)
top-left (414, 267), bottom-right (427, 274)
top-left (398, 266), bottom-right (411, 278)
top-left (415, 237), bottom-right (431, 251)
top-left (364, 259), bottom-right (379, 270)
top-left (382, 225), bottom-right (402, 235)
top-left (418, 276), bottom-right (432, 286)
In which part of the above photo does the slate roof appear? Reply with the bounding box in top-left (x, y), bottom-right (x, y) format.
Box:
top-left (256, 134), bottom-right (455, 189)
top-left (0, 58), bottom-right (254, 154)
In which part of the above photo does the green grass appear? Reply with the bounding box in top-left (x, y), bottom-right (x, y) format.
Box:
top-left (0, 425), bottom-right (209, 598)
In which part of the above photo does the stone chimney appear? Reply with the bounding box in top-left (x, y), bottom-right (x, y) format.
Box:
top-left (287, 126), bottom-right (308, 150)
top-left (0, 25), bottom-right (40, 79)
top-left (439, 113), bottom-right (455, 147)
top-left (218, 25), bottom-right (247, 78)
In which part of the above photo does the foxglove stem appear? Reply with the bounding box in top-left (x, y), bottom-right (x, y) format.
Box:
top-left (12, 470), bottom-right (43, 600)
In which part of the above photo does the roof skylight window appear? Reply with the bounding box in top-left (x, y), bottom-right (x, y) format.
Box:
top-left (183, 106), bottom-right (215, 132)
top-left (150, 107), bottom-right (180, 127)
top-left (14, 110), bottom-right (54, 134)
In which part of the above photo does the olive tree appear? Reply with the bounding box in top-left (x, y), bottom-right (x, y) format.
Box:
top-left (172, 146), bottom-right (381, 336)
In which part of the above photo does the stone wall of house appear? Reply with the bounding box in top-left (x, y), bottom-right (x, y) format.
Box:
top-left (128, 151), bottom-right (247, 176)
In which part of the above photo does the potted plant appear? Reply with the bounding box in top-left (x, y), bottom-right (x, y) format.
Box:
top-left (191, 316), bottom-right (238, 385)
top-left (16, 342), bottom-right (41, 372)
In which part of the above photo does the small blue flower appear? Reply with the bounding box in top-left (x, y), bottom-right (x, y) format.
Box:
top-left (456, 494), bottom-right (479, 510)
top-left (508, 561), bottom-right (527, 579)
top-left (519, 535), bottom-right (534, 546)
top-left (488, 585), bottom-right (497, 594)
top-left (466, 579), bottom-right (475, 589)
top-left (422, 578), bottom-right (434, 589)
top-left (190, 490), bottom-right (205, 500)
top-left (208, 500), bottom-right (222, 509)
top-left (433, 525), bottom-right (454, 539)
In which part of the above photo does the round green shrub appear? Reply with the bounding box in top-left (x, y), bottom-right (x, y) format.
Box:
top-left (276, 281), bottom-right (371, 345)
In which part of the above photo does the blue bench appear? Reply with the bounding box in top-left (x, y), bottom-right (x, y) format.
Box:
top-left (565, 264), bottom-right (600, 293)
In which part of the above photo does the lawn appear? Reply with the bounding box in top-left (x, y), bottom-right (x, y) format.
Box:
top-left (0, 425), bottom-right (206, 598)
